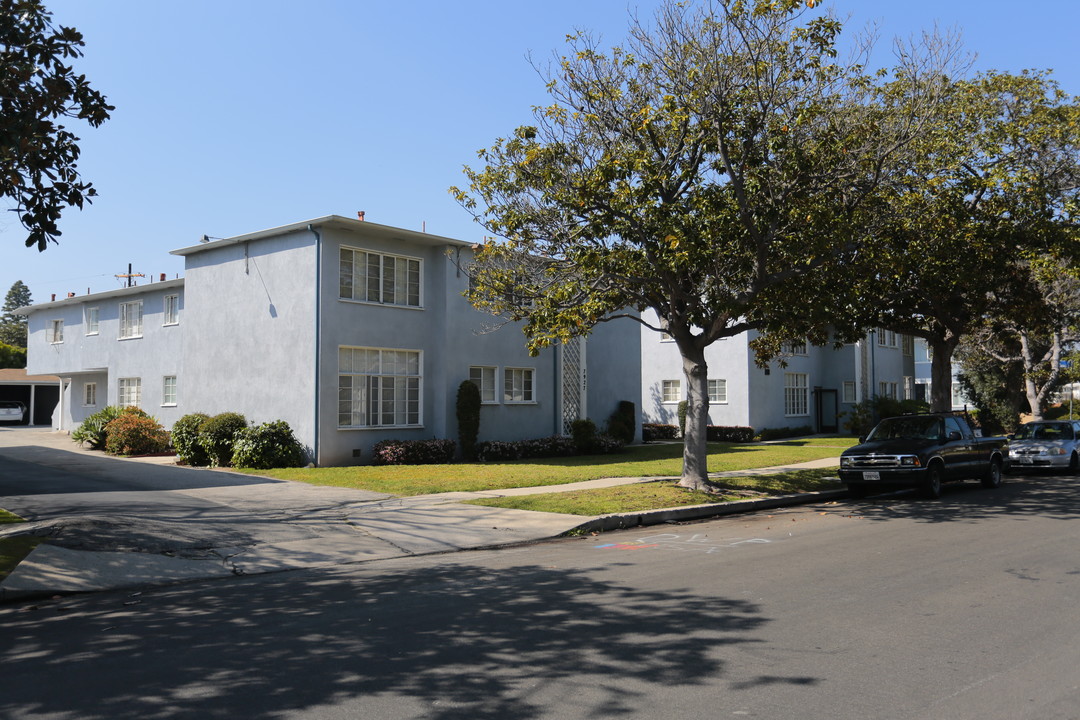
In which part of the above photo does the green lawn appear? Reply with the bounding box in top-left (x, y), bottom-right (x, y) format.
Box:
top-left (0, 509), bottom-right (38, 582)
top-left (242, 437), bottom-right (856, 496)
top-left (466, 468), bottom-right (843, 516)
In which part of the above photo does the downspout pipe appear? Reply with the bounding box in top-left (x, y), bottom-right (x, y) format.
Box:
top-left (308, 224), bottom-right (322, 466)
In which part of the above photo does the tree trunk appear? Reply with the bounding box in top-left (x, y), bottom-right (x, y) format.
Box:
top-left (678, 348), bottom-right (710, 491)
top-left (928, 336), bottom-right (960, 413)
top-left (1020, 332), bottom-right (1043, 421)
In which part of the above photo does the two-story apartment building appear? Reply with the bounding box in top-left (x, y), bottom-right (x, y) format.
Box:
top-left (640, 312), bottom-right (917, 433)
top-left (21, 216), bottom-right (643, 465)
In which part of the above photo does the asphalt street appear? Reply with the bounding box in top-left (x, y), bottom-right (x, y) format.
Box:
top-left (4, 470), bottom-right (1080, 720)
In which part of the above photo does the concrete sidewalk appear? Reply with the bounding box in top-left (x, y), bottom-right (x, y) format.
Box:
top-left (0, 442), bottom-right (843, 601)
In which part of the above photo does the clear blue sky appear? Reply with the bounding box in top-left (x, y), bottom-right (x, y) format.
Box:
top-left (3, 0), bottom-right (1078, 303)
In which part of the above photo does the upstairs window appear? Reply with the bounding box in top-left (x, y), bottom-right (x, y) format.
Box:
top-left (85, 307), bottom-right (99, 335)
top-left (119, 300), bottom-right (143, 339)
top-left (163, 295), bottom-right (180, 326)
top-left (47, 319), bottom-right (63, 344)
top-left (339, 248), bottom-right (421, 307)
top-left (782, 340), bottom-right (807, 356)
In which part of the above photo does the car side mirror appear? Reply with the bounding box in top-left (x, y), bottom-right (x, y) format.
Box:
top-left (947, 431), bottom-right (962, 442)
top-left (1007, 434), bottom-right (1015, 440)
top-left (858, 436), bottom-right (866, 444)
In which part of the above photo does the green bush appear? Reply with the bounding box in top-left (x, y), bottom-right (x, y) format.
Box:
top-left (197, 412), bottom-right (248, 467)
top-left (842, 396), bottom-right (930, 437)
top-left (231, 420), bottom-right (306, 469)
top-left (570, 418), bottom-right (598, 454)
top-left (72, 405), bottom-right (128, 450)
top-left (104, 411), bottom-right (168, 456)
top-left (171, 412), bottom-right (211, 465)
top-left (372, 438), bottom-right (456, 465)
top-left (707, 425), bottom-right (755, 442)
top-left (606, 400), bottom-right (636, 444)
top-left (456, 379), bottom-right (482, 461)
top-left (642, 423), bottom-right (679, 441)
top-left (757, 425), bottom-right (813, 441)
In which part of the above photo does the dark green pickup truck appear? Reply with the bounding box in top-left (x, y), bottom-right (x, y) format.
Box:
top-left (839, 413), bottom-right (1007, 499)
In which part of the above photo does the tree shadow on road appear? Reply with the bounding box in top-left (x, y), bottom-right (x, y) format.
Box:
top-left (845, 474), bottom-right (1080, 524)
top-left (0, 558), bottom-right (803, 719)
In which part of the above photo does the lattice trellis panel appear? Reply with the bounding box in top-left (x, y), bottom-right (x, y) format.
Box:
top-left (561, 338), bottom-right (585, 434)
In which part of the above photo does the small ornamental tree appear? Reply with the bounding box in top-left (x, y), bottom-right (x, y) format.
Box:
top-left (454, 0), bottom-right (956, 489)
top-left (456, 379), bottom-right (482, 460)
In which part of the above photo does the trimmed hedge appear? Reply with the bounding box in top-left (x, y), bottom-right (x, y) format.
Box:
top-left (642, 423), bottom-right (679, 442)
top-left (606, 400), bottom-right (636, 444)
top-left (231, 420), bottom-right (306, 469)
top-left (457, 380), bottom-right (482, 461)
top-left (172, 412), bottom-right (211, 466)
top-left (757, 425), bottom-right (814, 441)
top-left (706, 425), bottom-right (755, 443)
top-left (198, 412), bottom-right (249, 467)
top-left (372, 438), bottom-right (456, 465)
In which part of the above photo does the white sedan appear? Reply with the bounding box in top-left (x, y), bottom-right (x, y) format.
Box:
top-left (0, 400), bottom-right (26, 424)
top-left (1006, 421), bottom-right (1080, 473)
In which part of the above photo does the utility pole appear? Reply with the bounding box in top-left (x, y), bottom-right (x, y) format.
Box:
top-left (115, 263), bottom-right (145, 288)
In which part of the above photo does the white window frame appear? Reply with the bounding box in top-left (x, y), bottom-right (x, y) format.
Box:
top-left (661, 379), bottom-right (681, 404)
top-left (902, 334), bottom-right (914, 356)
top-left (163, 295), bottom-right (180, 326)
top-left (504, 367), bottom-right (535, 403)
top-left (469, 366), bottom-right (498, 404)
top-left (118, 377), bottom-right (141, 407)
top-left (339, 247), bottom-right (422, 308)
top-left (338, 346), bottom-right (422, 428)
top-left (119, 300), bottom-right (143, 339)
top-left (707, 378), bottom-right (728, 404)
top-left (842, 381), bottom-right (856, 404)
top-left (162, 376), bottom-right (177, 406)
top-left (83, 382), bottom-right (97, 407)
top-left (877, 329), bottom-right (897, 348)
top-left (47, 319), bottom-right (63, 344)
top-left (782, 340), bottom-right (807, 356)
top-left (784, 373), bottom-right (809, 417)
top-left (85, 307), bottom-right (99, 335)
top-left (879, 381), bottom-right (898, 400)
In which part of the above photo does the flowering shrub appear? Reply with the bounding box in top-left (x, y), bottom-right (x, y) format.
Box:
top-left (706, 426), bottom-right (755, 443)
top-left (642, 423), bottom-right (679, 442)
top-left (104, 411), bottom-right (168, 456)
top-left (231, 420), bottom-right (306, 469)
top-left (372, 438), bottom-right (456, 465)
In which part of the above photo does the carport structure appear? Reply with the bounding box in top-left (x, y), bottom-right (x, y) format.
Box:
top-left (0, 368), bottom-right (60, 426)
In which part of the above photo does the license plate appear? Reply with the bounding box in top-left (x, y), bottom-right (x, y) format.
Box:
top-left (1020, 457), bottom-right (1033, 465)
top-left (862, 471), bottom-right (880, 481)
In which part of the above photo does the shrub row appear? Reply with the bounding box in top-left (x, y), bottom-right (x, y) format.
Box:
top-left (372, 438), bottom-right (456, 465)
top-left (642, 423), bottom-right (679, 442)
top-left (757, 425), bottom-right (814, 441)
top-left (172, 412), bottom-right (306, 468)
top-left (706, 426), bottom-right (755, 443)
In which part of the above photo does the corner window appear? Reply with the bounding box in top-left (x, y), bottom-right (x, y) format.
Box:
top-left (163, 295), bottom-right (179, 326)
top-left (504, 367), bottom-right (534, 403)
top-left (83, 382), bottom-right (97, 407)
top-left (162, 376), bottom-right (177, 406)
top-left (782, 340), bottom-right (807, 356)
top-left (707, 379), bottom-right (727, 404)
top-left (118, 377), bottom-right (142, 407)
top-left (47, 319), bottom-right (63, 344)
top-left (469, 366), bottom-right (497, 404)
top-left (338, 346), bottom-right (421, 428)
top-left (784, 373), bottom-right (808, 416)
top-left (85, 307), bottom-right (99, 335)
top-left (119, 300), bottom-right (143, 339)
top-left (339, 247), bottom-right (421, 307)
top-left (662, 379), bottom-right (681, 403)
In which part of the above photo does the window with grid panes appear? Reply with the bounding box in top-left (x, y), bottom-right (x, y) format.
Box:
top-left (339, 248), bottom-right (421, 307)
top-left (338, 347), bottom-right (421, 427)
top-left (708, 379), bottom-right (727, 403)
top-left (504, 367), bottom-right (534, 403)
top-left (784, 373), bottom-right (808, 416)
top-left (119, 300), bottom-right (143, 339)
top-left (118, 377), bottom-right (141, 407)
top-left (469, 366), bottom-right (497, 403)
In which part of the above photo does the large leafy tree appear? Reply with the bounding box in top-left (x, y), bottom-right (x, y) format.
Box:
top-left (869, 71), bottom-right (1080, 412)
top-left (0, 278), bottom-right (31, 346)
top-left (1, 0), bottom-right (113, 251)
top-left (454, 0), bottom-right (956, 489)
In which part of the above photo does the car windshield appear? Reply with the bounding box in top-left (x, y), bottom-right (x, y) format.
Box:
top-left (866, 416), bottom-right (944, 442)
top-left (1013, 423), bottom-right (1073, 441)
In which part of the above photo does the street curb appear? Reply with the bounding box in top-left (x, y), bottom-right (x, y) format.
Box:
top-left (568, 488), bottom-right (849, 534)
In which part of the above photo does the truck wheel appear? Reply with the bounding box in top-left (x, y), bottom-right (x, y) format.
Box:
top-left (981, 459), bottom-right (1003, 489)
top-left (922, 465), bottom-right (943, 499)
top-left (1069, 452), bottom-right (1079, 475)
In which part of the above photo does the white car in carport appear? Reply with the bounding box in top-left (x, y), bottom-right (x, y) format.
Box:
top-left (1006, 421), bottom-right (1080, 473)
top-left (0, 400), bottom-right (26, 424)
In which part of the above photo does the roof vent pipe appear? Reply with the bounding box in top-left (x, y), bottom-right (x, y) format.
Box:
top-left (357, 211), bottom-right (365, 221)
top-left (160, 273), bottom-right (166, 281)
